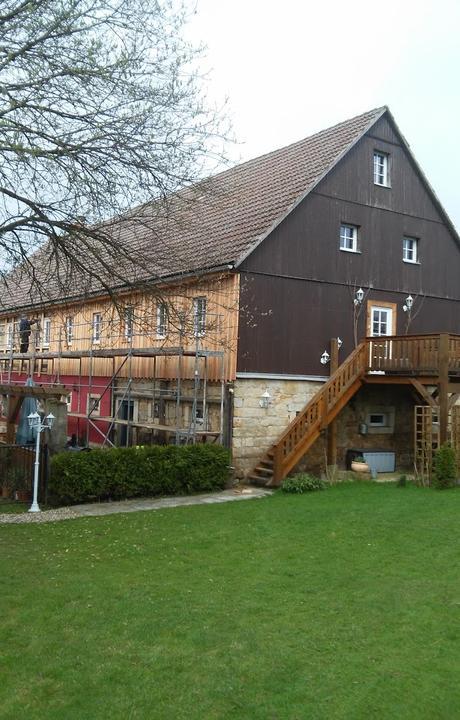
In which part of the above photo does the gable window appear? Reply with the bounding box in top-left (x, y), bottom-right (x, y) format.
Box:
top-left (373, 151), bottom-right (389, 186)
top-left (65, 316), bottom-right (73, 345)
top-left (92, 313), bottom-right (102, 344)
top-left (43, 318), bottom-right (51, 348)
top-left (340, 223), bottom-right (359, 253)
top-left (156, 302), bottom-right (168, 338)
top-left (124, 306), bottom-right (134, 341)
top-left (403, 236), bottom-right (419, 263)
top-left (193, 297), bottom-right (207, 337)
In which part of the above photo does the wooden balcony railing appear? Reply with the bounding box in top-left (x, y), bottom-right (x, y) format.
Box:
top-left (366, 333), bottom-right (460, 375)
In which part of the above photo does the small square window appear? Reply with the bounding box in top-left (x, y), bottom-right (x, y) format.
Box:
top-left (369, 413), bottom-right (387, 427)
top-left (403, 236), bottom-right (419, 263)
top-left (374, 151), bottom-right (389, 186)
top-left (340, 224), bottom-right (359, 252)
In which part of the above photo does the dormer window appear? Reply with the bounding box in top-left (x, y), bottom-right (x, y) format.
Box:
top-left (373, 151), bottom-right (389, 186)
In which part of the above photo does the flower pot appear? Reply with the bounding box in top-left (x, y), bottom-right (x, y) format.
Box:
top-left (351, 461), bottom-right (369, 473)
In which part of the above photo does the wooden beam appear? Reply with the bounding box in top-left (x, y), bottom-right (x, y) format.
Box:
top-left (438, 333), bottom-right (449, 444)
top-left (363, 375), bottom-right (436, 385)
top-left (327, 338), bottom-right (339, 467)
top-left (410, 379), bottom-right (438, 408)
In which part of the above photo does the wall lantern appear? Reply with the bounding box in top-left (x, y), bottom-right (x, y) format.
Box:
top-left (320, 350), bottom-right (330, 365)
top-left (354, 288), bottom-right (364, 306)
top-left (260, 389), bottom-right (271, 409)
top-left (403, 295), bottom-right (414, 313)
top-left (27, 412), bottom-right (55, 513)
top-left (337, 337), bottom-right (343, 349)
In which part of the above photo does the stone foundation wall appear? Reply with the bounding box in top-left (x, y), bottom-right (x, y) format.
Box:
top-left (232, 379), bottom-right (416, 478)
top-left (232, 377), bottom-right (323, 477)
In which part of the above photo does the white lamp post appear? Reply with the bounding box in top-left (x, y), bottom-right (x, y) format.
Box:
top-left (27, 411), bottom-right (55, 513)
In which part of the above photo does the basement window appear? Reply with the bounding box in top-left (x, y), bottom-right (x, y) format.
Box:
top-left (365, 407), bottom-right (395, 435)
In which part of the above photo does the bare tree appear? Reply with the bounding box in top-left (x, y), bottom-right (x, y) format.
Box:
top-left (0, 0), bottom-right (228, 306)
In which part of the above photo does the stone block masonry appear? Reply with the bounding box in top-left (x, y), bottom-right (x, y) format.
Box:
top-left (232, 377), bottom-right (323, 477)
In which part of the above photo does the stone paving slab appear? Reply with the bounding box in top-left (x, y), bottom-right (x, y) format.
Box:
top-left (0, 487), bottom-right (272, 525)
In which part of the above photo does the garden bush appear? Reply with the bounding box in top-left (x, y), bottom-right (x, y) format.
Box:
top-left (49, 444), bottom-right (231, 505)
top-left (432, 443), bottom-right (458, 490)
top-left (281, 473), bottom-right (326, 494)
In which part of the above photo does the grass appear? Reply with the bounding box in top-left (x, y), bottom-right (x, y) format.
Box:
top-left (1, 482), bottom-right (460, 719)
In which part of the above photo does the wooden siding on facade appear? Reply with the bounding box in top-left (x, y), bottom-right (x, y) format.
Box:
top-left (237, 114), bottom-right (460, 376)
top-left (0, 273), bottom-right (240, 382)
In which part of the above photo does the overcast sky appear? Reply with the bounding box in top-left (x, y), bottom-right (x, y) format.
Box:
top-left (187, 0), bottom-right (460, 230)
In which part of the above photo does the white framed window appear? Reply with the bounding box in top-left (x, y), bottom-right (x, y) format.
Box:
top-left (371, 307), bottom-right (392, 337)
top-left (156, 302), bottom-right (168, 338)
top-left (6, 322), bottom-right (13, 349)
top-left (365, 406), bottom-right (395, 435)
top-left (368, 412), bottom-right (387, 427)
top-left (0, 322), bottom-right (5, 350)
top-left (373, 151), bottom-right (390, 186)
top-left (92, 313), bottom-right (102, 344)
top-left (87, 394), bottom-right (101, 416)
top-left (124, 306), bottom-right (134, 341)
top-left (340, 223), bottom-right (359, 252)
top-left (66, 392), bottom-right (73, 411)
top-left (43, 318), bottom-right (51, 347)
top-left (403, 236), bottom-right (419, 263)
top-left (65, 316), bottom-right (73, 345)
top-left (193, 297), bottom-right (207, 337)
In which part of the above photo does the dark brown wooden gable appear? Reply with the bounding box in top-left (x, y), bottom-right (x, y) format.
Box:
top-left (237, 112), bottom-right (460, 376)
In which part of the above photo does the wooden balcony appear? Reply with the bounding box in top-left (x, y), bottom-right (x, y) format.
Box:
top-left (249, 333), bottom-right (460, 487)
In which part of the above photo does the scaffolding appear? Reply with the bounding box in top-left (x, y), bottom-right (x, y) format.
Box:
top-left (0, 316), bottom-right (227, 448)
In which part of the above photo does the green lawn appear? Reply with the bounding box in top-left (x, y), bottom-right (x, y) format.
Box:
top-left (1, 483), bottom-right (460, 719)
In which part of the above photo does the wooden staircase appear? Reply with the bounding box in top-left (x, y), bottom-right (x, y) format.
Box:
top-left (247, 342), bottom-right (368, 487)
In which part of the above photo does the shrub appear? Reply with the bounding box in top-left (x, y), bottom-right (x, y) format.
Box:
top-left (432, 443), bottom-right (458, 490)
top-left (49, 444), bottom-right (231, 505)
top-left (281, 473), bottom-right (326, 494)
top-left (397, 474), bottom-right (408, 487)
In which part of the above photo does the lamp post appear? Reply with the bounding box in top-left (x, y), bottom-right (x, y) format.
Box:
top-left (27, 411), bottom-right (55, 513)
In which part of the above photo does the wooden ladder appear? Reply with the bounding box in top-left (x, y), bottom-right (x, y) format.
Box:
top-left (247, 342), bottom-right (367, 486)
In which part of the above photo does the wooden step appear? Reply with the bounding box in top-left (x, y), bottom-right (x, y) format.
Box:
top-left (260, 458), bottom-right (274, 468)
top-left (247, 473), bottom-right (271, 487)
top-left (254, 465), bottom-right (273, 476)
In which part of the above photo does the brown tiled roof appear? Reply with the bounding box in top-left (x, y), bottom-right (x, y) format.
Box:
top-left (1, 106), bottom-right (387, 311)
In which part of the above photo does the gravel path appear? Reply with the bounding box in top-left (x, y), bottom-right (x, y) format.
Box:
top-left (0, 487), bottom-right (272, 525)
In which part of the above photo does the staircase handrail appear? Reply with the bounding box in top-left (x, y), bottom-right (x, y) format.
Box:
top-left (274, 342), bottom-right (367, 470)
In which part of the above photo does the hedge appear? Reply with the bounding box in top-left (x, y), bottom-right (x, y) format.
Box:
top-left (49, 444), bottom-right (231, 505)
